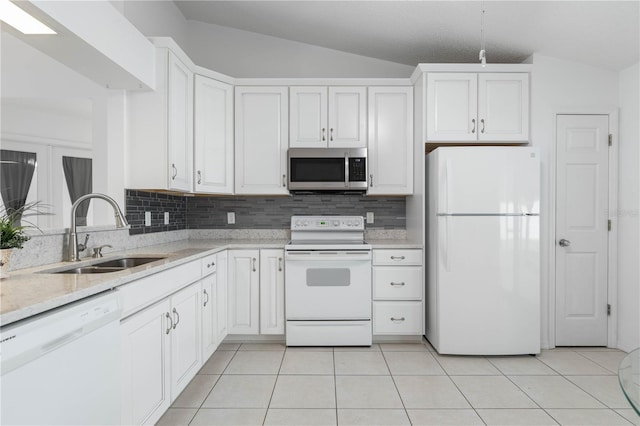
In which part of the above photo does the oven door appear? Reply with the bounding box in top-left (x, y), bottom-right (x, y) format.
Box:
top-left (285, 250), bottom-right (372, 320)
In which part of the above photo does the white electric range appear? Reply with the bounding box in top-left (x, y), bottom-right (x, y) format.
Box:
top-left (285, 215), bottom-right (372, 346)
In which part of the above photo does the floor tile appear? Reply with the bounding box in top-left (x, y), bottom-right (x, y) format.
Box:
top-left (269, 375), bottom-right (336, 408)
top-left (337, 408), bottom-right (410, 425)
top-left (434, 354), bottom-right (502, 375)
top-left (335, 375), bottom-right (403, 408)
top-left (201, 375), bottom-right (276, 408)
top-left (239, 342), bottom-right (286, 351)
top-left (565, 375), bottom-right (632, 408)
top-left (615, 408), bottom-right (640, 424)
top-left (279, 351), bottom-right (334, 375)
top-left (380, 343), bottom-right (429, 352)
top-left (333, 344), bottom-right (381, 352)
top-left (383, 351), bottom-right (446, 375)
top-left (155, 408), bottom-right (197, 426)
top-left (171, 374), bottom-right (219, 408)
top-left (264, 408), bottom-right (337, 425)
top-left (537, 350), bottom-right (613, 375)
top-left (334, 351), bottom-right (390, 375)
top-left (406, 409), bottom-right (484, 425)
top-left (577, 350), bottom-right (628, 373)
top-left (476, 408), bottom-right (558, 425)
top-left (224, 350), bottom-right (284, 374)
top-left (393, 376), bottom-right (470, 409)
top-left (189, 408), bottom-right (266, 425)
top-left (451, 376), bottom-right (537, 408)
top-left (199, 350), bottom-right (235, 374)
top-left (509, 375), bottom-right (605, 408)
top-left (217, 343), bottom-right (240, 351)
top-left (488, 356), bottom-right (558, 375)
top-left (545, 408), bottom-right (634, 425)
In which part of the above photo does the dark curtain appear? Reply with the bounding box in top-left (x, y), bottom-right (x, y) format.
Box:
top-left (0, 150), bottom-right (37, 226)
top-left (62, 156), bottom-right (92, 226)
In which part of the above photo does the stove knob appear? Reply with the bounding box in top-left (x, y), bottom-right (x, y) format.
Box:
top-left (295, 220), bottom-right (301, 226)
top-left (332, 220), bottom-right (339, 227)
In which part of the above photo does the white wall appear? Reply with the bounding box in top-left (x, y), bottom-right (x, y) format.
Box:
top-left (617, 62), bottom-right (640, 352)
top-left (530, 54), bottom-right (620, 349)
top-left (118, 2), bottom-right (413, 78)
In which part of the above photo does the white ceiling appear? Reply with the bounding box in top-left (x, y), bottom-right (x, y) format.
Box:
top-left (174, 1), bottom-right (639, 71)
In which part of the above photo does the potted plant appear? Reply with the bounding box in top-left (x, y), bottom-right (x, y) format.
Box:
top-left (0, 202), bottom-right (46, 278)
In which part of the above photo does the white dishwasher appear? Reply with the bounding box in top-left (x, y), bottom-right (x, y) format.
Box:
top-left (1, 290), bottom-right (122, 425)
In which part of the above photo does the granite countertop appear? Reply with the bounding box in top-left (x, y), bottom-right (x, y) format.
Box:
top-left (0, 239), bottom-right (288, 327)
top-left (0, 237), bottom-right (422, 327)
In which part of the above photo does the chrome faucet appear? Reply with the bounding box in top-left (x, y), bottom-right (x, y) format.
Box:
top-left (68, 193), bottom-right (128, 261)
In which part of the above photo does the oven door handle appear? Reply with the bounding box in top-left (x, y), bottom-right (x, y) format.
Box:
top-left (285, 251), bottom-right (371, 262)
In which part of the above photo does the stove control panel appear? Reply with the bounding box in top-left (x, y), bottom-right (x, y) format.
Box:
top-left (291, 215), bottom-right (364, 231)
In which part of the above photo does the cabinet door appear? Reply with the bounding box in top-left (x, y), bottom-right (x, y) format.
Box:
top-left (328, 87), bottom-right (367, 148)
top-left (478, 73), bottom-right (529, 141)
top-left (290, 87), bottom-right (327, 148)
top-left (259, 249), bottom-right (285, 335)
top-left (227, 250), bottom-right (260, 334)
top-left (194, 75), bottom-right (234, 193)
top-left (235, 87), bottom-right (289, 195)
top-left (426, 73), bottom-right (477, 141)
top-left (121, 299), bottom-right (171, 426)
top-left (367, 87), bottom-right (414, 195)
top-left (216, 251), bottom-right (228, 343)
top-left (167, 52), bottom-right (193, 191)
top-left (170, 283), bottom-right (201, 399)
top-left (201, 275), bottom-right (217, 361)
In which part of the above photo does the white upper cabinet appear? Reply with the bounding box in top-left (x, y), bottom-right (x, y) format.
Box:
top-left (290, 86), bottom-right (366, 148)
top-left (128, 49), bottom-right (193, 192)
top-left (194, 75), bottom-right (234, 194)
top-left (235, 87), bottom-right (289, 195)
top-left (426, 72), bottom-right (529, 142)
top-left (367, 87), bottom-right (414, 195)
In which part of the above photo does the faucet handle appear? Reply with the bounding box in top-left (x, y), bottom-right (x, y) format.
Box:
top-left (78, 234), bottom-right (90, 252)
top-left (92, 244), bottom-right (113, 258)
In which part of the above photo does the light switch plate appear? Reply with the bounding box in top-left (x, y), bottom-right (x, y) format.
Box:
top-left (145, 211), bottom-right (151, 227)
top-left (227, 212), bottom-right (236, 225)
top-left (164, 212), bottom-right (170, 225)
top-left (366, 212), bottom-right (374, 224)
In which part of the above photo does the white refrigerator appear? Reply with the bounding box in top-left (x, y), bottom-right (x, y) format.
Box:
top-left (426, 147), bottom-right (540, 355)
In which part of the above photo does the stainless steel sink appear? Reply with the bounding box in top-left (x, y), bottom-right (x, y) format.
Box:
top-left (93, 257), bottom-right (165, 268)
top-left (54, 266), bottom-right (126, 274)
top-left (44, 256), bottom-right (166, 274)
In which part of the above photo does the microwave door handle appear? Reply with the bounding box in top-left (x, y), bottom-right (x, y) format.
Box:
top-left (344, 153), bottom-right (349, 188)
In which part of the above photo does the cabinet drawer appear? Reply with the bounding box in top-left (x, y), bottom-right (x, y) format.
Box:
top-left (201, 254), bottom-right (217, 276)
top-left (373, 249), bottom-right (422, 266)
top-left (120, 261), bottom-right (201, 318)
top-left (373, 301), bottom-right (422, 335)
top-left (373, 267), bottom-right (422, 300)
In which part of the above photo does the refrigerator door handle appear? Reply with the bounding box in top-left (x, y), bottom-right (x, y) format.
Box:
top-left (442, 159), bottom-right (449, 214)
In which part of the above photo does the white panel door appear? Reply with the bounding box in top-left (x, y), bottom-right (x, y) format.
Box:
top-left (170, 283), bottom-right (202, 399)
top-left (436, 147), bottom-right (540, 214)
top-left (426, 73), bottom-right (477, 141)
top-left (328, 86), bottom-right (367, 148)
top-left (478, 73), bottom-right (529, 141)
top-left (194, 75), bottom-right (233, 194)
top-left (555, 115), bottom-right (609, 346)
top-left (290, 86), bottom-right (327, 147)
top-left (167, 52), bottom-right (193, 191)
top-left (216, 251), bottom-right (228, 344)
top-left (437, 215), bottom-right (540, 355)
top-left (228, 250), bottom-right (260, 334)
top-left (120, 299), bottom-right (171, 426)
top-left (367, 86), bottom-right (414, 195)
top-left (235, 87), bottom-right (289, 194)
top-left (260, 249), bottom-right (285, 335)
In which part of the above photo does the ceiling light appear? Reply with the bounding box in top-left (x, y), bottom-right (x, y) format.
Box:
top-left (479, 2), bottom-right (486, 67)
top-left (0, 0), bottom-right (56, 35)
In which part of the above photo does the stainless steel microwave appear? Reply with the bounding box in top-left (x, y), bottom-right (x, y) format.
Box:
top-left (288, 148), bottom-right (368, 192)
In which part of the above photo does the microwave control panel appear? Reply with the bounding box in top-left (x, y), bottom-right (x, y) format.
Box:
top-left (349, 157), bottom-right (366, 182)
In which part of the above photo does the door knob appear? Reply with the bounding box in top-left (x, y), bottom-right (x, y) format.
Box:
top-left (559, 239), bottom-right (571, 247)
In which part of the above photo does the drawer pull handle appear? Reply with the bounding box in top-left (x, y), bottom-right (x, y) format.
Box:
top-left (172, 308), bottom-right (180, 329)
top-left (252, 257), bottom-right (257, 272)
top-left (207, 262), bottom-right (215, 268)
top-left (390, 317), bottom-right (406, 322)
top-left (390, 282), bottom-right (405, 287)
top-left (165, 312), bottom-right (173, 334)
top-left (390, 256), bottom-right (406, 260)
top-left (203, 289), bottom-right (209, 307)
top-left (278, 257), bottom-right (283, 272)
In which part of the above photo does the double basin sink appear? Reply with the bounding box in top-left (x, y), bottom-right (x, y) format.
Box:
top-left (48, 257), bottom-right (166, 274)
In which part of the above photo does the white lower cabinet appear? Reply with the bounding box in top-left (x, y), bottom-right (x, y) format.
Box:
top-left (228, 249), bottom-right (285, 335)
top-left (216, 251), bottom-right (229, 344)
top-left (121, 281), bottom-right (201, 426)
top-left (372, 249), bottom-right (423, 336)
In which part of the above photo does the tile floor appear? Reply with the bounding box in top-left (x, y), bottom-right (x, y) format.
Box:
top-left (157, 340), bottom-right (639, 426)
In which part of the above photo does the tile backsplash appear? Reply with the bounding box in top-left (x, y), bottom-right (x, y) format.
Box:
top-left (126, 190), bottom-right (406, 234)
